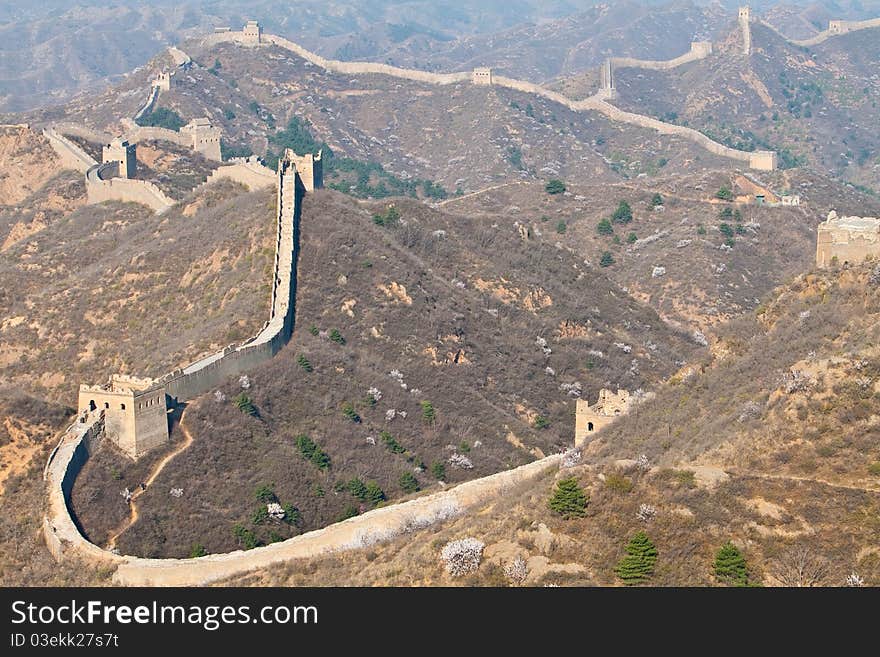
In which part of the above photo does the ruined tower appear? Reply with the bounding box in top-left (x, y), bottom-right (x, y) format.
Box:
top-left (574, 389), bottom-right (632, 447)
top-left (102, 138), bottom-right (137, 179)
top-left (78, 375), bottom-right (169, 459)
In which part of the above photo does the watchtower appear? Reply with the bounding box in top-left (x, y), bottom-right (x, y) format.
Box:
top-left (102, 138), bottom-right (137, 179)
top-left (472, 68), bottom-right (493, 85)
top-left (181, 118), bottom-right (222, 161)
top-left (243, 20), bottom-right (263, 45)
top-left (287, 148), bottom-right (323, 191)
top-left (598, 59), bottom-right (617, 100)
top-left (78, 375), bottom-right (169, 459)
top-left (574, 389), bottom-right (632, 447)
top-left (152, 72), bottom-right (172, 91)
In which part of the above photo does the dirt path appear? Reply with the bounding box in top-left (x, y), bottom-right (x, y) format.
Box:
top-left (437, 181), bottom-right (527, 207)
top-left (731, 470), bottom-right (880, 495)
top-left (106, 409), bottom-right (195, 550)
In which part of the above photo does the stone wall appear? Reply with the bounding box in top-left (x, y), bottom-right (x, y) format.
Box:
top-left (158, 154), bottom-right (300, 403)
top-left (210, 30), bottom-right (768, 169)
top-left (43, 402), bottom-right (561, 585)
top-left (610, 42), bottom-right (712, 71)
top-left (122, 122), bottom-right (191, 149)
top-left (42, 128), bottom-right (98, 173)
top-left (134, 85), bottom-right (159, 122)
top-left (763, 16), bottom-right (880, 47)
top-left (195, 159), bottom-right (276, 192)
top-left (86, 162), bottom-right (176, 214)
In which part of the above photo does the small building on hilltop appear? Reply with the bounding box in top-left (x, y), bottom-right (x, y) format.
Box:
top-left (816, 211), bottom-right (880, 268)
top-left (574, 388), bottom-right (633, 447)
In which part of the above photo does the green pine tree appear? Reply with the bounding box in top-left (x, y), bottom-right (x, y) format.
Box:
top-left (714, 541), bottom-right (749, 586)
top-left (614, 531), bottom-right (658, 585)
top-left (548, 477), bottom-right (588, 519)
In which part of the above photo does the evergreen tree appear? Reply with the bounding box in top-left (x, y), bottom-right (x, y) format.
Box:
top-left (714, 541), bottom-right (749, 586)
top-left (548, 477), bottom-right (588, 519)
top-left (614, 531), bottom-right (658, 584)
top-left (399, 471), bottom-right (420, 493)
top-left (600, 251), bottom-right (615, 267)
top-left (650, 193), bottom-right (663, 207)
top-left (611, 200), bottom-right (633, 223)
top-left (365, 481), bottom-right (386, 506)
top-left (545, 179), bottom-right (566, 195)
top-left (597, 218), bottom-right (614, 235)
top-left (297, 354), bottom-right (313, 372)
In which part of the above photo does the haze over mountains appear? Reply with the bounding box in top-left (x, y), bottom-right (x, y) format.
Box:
top-left (1, 1), bottom-right (879, 587)
top-left (3, 0), bottom-right (880, 112)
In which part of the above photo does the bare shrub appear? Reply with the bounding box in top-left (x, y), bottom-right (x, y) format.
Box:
top-left (771, 547), bottom-right (830, 587)
top-left (503, 556), bottom-right (528, 585)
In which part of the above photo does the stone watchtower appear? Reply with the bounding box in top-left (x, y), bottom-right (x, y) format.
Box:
top-left (816, 211), bottom-right (880, 268)
top-left (286, 148), bottom-right (323, 191)
top-left (152, 72), bottom-right (172, 91)
top-left (472, 68), bottom-right (493, 85)
top-left (243, 20), bottom-right (263, 45)
top-left (574, 388), bottom-right (632, 447)
top-left (181, 118), bottom-right (222, 161)
top-left (739, 6), bottom-right (752, 55)
top-left (78, 375), bottom-right (169, 459)
top-left (597, 59), bottom-right (617, 100)
top-left (102, 138), bottom-right (136, 179)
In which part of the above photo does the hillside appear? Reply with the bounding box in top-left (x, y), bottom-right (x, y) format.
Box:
top-left (74, 188), bottom-right (703, 558)
top-left (35, 38), bottom-right (734, 195)
top-left (609, 22), bottom-right (880, 189)
top-left (226, 264), bottom-right (880, 587)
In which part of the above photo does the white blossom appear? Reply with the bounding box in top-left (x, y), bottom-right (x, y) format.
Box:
top-left (546, 366), bottom-right (556, 376)
top-left (692, 330), bottom-right (708, 347)
top-left (637, 503), bottom-right (657, 522)
top-left (635, 454), bottom-right (651, 471)
top-left (614, 342), bottom-right (632, 354)
top-left (561, 448), bottom-right (581, 468)
top-left (239, 375), bottom-right (251, 389)
top-left (367, 387), bottom-right (382, 401)
top-left (169, 488), bottom-right (183, 498)
top-left (845, 572), bottom-right (865, 587)
top-left (366, 436), bottom-right (376, 445)
top-left (267, 502), bottom-right (285, 520)
top-left (504, 556), bottom-right (528, 585)
top-left (410, 388), bottom-right (422, 396)
top-left (213, 390), bottom-right (226, 402)
top-left (385, 409), bottom-right (396, 422)
top-left (441, 538), bottom-right (485, 576)
top-left (448, 453), bottom-right (474, 469)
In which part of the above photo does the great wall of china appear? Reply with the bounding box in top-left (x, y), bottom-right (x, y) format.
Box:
top-left (41, 145), bottom-right (566, 584)
top-left (35, 7), bottom-right (880, 585)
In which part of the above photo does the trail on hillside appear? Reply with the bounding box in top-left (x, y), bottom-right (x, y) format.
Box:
top-left (105, 409), bottom-right (195, 550)
top-left (731, 470), bottom-right (880, 495)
